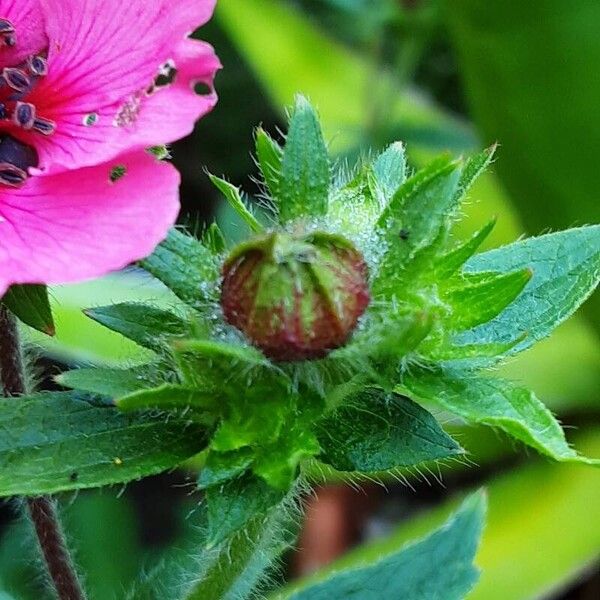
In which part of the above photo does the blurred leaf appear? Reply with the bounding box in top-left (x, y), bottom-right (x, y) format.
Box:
top-left (317, 388), bottom-right (463, 472)
top-left (205, 473), bottom-right (285, 546)
top-left (400, 372), bottom-right (598, 465)
top-left (288, 429), bottom-right (600, 600)
top-left (84, 303), bottom-right (189, 352)
top-left (0, 392), bottom-right (206, 496)
top-left (203, 222), bottom-right (226, 255)
top-left (117, 384), bottom-right (218, 415)
top-left (140, 229), bottom-right (219, 309)
top-left (279, 96), bottom-right (330, 222)
top-left (278, 491), bottom-right (485, 600)
top-left (446, 0), bottom-right (600, 329)
top-left (2, 285), bottom-right (54, 336)
top-left (459, 226), bottom-right (600, 355)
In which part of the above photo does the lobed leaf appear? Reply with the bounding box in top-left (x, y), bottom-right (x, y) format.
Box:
top-left (0, 392), bottom-right (207, 497)
top-left (84, 303), bottom-right (189, 352)
top-left (2, 284), bottom-right (54, 336)
top-left (279, 96), bottom-right (330, 222)
top-left (399, 372), bottom-right (598, 465)
top-left (140, 228), bottom-right (219, 309)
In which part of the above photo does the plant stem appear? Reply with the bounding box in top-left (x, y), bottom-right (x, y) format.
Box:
top-left (0, 305), bottom-right (87, 600)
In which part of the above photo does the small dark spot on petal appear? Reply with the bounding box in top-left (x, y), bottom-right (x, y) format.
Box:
top-left (193, 81), bottom-right (211, 96)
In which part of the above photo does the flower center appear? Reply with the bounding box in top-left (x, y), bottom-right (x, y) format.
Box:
top-left (0, 18), bottom-right (54, 187)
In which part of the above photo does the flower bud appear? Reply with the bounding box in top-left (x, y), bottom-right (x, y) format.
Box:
top-left (221, 231), bottom-right (370, 361)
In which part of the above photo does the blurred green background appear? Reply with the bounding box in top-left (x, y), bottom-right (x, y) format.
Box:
top-left (2, 1), bottom-right (599, 598)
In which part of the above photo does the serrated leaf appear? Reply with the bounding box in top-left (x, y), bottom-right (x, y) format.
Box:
top-left (279, 96), bottom-right (330, 222)
top-left (370, 142), bottom-right (407, 206)
top-left (281, 491), bottom-right (485, 600)
top-left (209, 174), bottom-right (263, 233)
top-left (0, 392), bottom-right (207, 497)
top-left (2, 284), bottom-right (54, 336)
top-left (205, 473), bottom-right (285, 546)
top-left (117, 384), bottom-right (219, 419)
top-left (317, 388), bottom-right (462, 472)
top-left (56, 365), bottom-right (159, 398)
top-left (457, 225), bottom-right (600, 355)
top-left (436, 219), bottom-right (497, 278)
top-left (140, 228), bottom-right (219, 309)
top-left (373, 158), bottom-right (461, 295)
top-left (399, 372), bottom-right (598, 465)
top-left (256, 126), bottom-right (283, 199)
top-left (84, 303), bottom-right (189, 352)
top-left (443, 268), bottom-right (532, 331)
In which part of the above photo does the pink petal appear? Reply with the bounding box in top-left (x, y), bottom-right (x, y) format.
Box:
top-left (0, 0), bottom-right (47, 67)
top-left (0, 151), bottom-right (179, 295)
top-left (29, 0), bottom-right (218, 172)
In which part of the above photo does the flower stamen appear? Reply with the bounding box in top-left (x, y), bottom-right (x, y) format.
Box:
top-left (0, 19), bottom-right (15, 48)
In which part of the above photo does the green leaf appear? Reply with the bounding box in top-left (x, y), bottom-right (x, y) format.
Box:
top-left (117, 383), bottom-right (218, 417)
top-left (2, 284), bottom-right (54, 336)
top-left (279, 491), bottom-right (486, 600)
top-left (255, 126), bottom-right (283, 199)
top-left (279, 96), bottom-right (330, 222)
top-left (209, 174), bottom-right (264, 233)
top-left (317, 388), bottom-right (463, 472)
top-left (457, 226), bottom-right (600, 354)
top-left (436, 219), bottom-right (497, 278)
top-left (140, 228), bottom-right (219, 309)
top-left (442, 269), bottom-right (532, 331)
top-left (84, 303), bottom-right (189, 352)
top-left (373, 158), bottom-right (461, 295)
top-left (370, 142), bottom-right (407, 205)
top-left (198, 448), bottom-right (255, 490)
top-left (399, 372), bottom-right (598, 465)
top-left (0, 392), bottom-right (207, 497)
top-left (56, 365), bottom-right (158, 398)
top-left (205, 473), bottom-right (285, 546)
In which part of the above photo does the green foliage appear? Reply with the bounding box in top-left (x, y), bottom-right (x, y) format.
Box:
top-left (56, 100), bottom-right (598, 560)
top-left (0, 392), bottom-right (207, 497)
top-left (279, 492), bottom-right (485, 600)
top-left (2, 284), bottom-right (54, 335)
top-left (209, 174), bottom-right (264, 233)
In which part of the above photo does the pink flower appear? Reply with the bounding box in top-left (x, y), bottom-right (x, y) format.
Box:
top-left (0, 0), bottom-right (220, 295)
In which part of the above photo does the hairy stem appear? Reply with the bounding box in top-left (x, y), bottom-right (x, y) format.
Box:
top-left (0, 305), bottom-right (87, 600)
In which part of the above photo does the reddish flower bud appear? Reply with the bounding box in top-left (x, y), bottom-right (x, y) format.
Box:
top-left (221, 231), bottom-right (370, 361)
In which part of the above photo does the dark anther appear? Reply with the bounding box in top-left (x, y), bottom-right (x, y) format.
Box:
top-left (154, 61), bottom-right (177, 88)
top-left (0, 102), bottom-right (6, 119)
top-left (3, 67), bottom-right (31, 93)
top-left (28, 55), bottom-right (48, 77)
top-left (0, 19), bottom-right (15, 48)
top-left (14, 101), bottom-right (36, 129)
top-left (32, 117), bottom-right (56, 136)
top-left (0, 135), bottom-right (39, 187)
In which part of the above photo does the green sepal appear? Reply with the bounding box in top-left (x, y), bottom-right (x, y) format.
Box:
top-left (83, 303), bottom-right (189, 352)
top-left (279, 95), bottom-right (330, 222)
top-left (209, 173), bottom-right (264, 233)
top-left (370, 141), bottom-right (407, 206)
top-left (140, 228), bottom-right (219, 309)
top-left (203, 222), bottom-right (226, 255)
top-left (442, 268), bottom-right (532, 331)
top-left (2, 284), bottom-right (55, 336)
top-left (255, 126), bottom-right (283, 199)
top-left (453, 144), bottom-right (497, 204)
top-left (316, 388), bottom-right (463, 473)
top-left (436, 218), bottom-right (497, 278)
